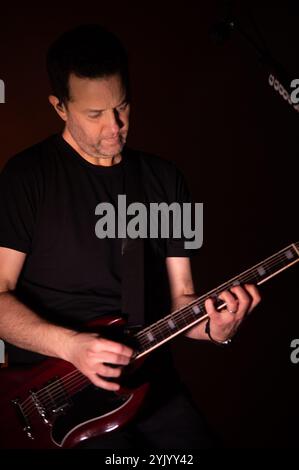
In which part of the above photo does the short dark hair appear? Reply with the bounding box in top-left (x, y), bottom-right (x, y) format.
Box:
top-left (46, 24), bottom-right (130, 106)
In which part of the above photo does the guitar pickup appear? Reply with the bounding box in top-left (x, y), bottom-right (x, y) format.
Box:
top-left (44, 377), bottom-right (72, 415)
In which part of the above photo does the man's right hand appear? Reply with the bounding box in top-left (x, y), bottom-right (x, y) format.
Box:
top-left (63, 331), bottom-right (134, 391)
top-left (0, 247), bottom-right (134, 391)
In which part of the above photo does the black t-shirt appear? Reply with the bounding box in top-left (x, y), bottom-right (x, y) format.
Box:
top-left (0, 134), bottom-right (197, 365)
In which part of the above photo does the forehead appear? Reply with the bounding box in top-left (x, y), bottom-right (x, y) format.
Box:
top-left (68, 73), bottom-right (126, 108)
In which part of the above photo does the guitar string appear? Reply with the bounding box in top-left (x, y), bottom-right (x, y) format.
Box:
top-left (20, 249), bottom-right (296, 414)
top-left (21, 249), bottom-right (296, 413)
top-left (134, 250), bottom-right (296, 345)
top-left (21, 250), bottom-right (295, 414)
top-left (21, 369), bottom-right (84, 411)
top-left (22, 374), bottom-right (89, 415)
top-left (22, 256), bottom-right (297, 416)
top-left (23, 373), bottom-right (123, 417)
top-left (30, 377), bottom-right (90, 413)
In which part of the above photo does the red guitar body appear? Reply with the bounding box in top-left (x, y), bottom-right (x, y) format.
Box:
top-left (0, 316), bottom-right (149, 449)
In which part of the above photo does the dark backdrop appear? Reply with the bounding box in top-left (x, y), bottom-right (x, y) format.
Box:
top-left (0, 2), bottom-right (298, 448)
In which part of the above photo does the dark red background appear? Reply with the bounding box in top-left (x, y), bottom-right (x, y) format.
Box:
top-left (0, 3), bottom-right (298, 448)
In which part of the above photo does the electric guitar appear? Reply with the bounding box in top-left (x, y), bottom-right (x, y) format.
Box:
top-left (0, 242), bottom-right (298, 449)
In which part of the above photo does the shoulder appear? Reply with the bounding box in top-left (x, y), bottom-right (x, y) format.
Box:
top-left (1, 134), bottom-right (58, 177)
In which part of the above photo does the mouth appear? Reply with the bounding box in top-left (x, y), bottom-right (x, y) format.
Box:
top-left (104, 136), bottom-right (121, 144)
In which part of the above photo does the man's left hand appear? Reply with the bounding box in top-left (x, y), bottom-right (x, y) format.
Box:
top-left (203, 284), bottom-right (261, 343)
top-left (185, 284), bottom-right (261, 342)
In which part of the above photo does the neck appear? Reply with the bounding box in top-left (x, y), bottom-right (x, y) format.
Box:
top-left (132, 242), bottom-right (299, 359)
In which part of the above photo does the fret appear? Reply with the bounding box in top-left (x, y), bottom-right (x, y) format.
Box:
top-left (134, 242), bottom-right (299, 358)
top-left (135, 302), bottom-right (207, 353)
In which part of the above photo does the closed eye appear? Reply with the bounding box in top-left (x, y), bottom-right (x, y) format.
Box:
top-left (88, 113), bottom-right (103, 119)
top-left (117, 102), bottom-right (129, 112)
top-left (88, 102), bottom-right (128, 119)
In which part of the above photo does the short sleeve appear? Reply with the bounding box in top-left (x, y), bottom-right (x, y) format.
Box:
top-left (0, 160), bottom-right (37, 254)
top-left (165, 165), bottom-right (202, 258)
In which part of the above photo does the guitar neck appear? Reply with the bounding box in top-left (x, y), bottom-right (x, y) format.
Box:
top-left (133, 242), bottom-right (299, 359)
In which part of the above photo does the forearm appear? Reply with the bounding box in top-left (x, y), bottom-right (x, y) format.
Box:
top-left (171, 293), bottom-right (209, 341)
top-left (0, 291), bottom-right (75, 360)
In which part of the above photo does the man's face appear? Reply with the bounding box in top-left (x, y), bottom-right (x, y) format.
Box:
top-left (63, 73), bottom-right (130, 159)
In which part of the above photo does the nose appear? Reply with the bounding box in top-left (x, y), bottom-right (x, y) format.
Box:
top-left (104, 109), bottom-right (124, 135)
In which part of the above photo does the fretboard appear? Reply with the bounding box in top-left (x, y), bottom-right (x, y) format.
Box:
top-left (133, 242), bottom-right (299, 359)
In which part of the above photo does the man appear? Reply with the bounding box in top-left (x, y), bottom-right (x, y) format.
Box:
top-left (0, 24), bottom-right (260, 449)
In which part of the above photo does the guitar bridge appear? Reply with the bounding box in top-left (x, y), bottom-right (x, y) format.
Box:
top-left (30, 391), bottom-right (51, 425)
top-left (12, 398), bottom-right (34, 440)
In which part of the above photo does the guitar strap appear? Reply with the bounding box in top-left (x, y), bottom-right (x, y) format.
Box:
top-left (121, 148), bottom-right (145, 328)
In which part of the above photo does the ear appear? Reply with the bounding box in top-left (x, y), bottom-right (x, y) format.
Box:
top-left (48, 95), bottom-right (67, 121)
